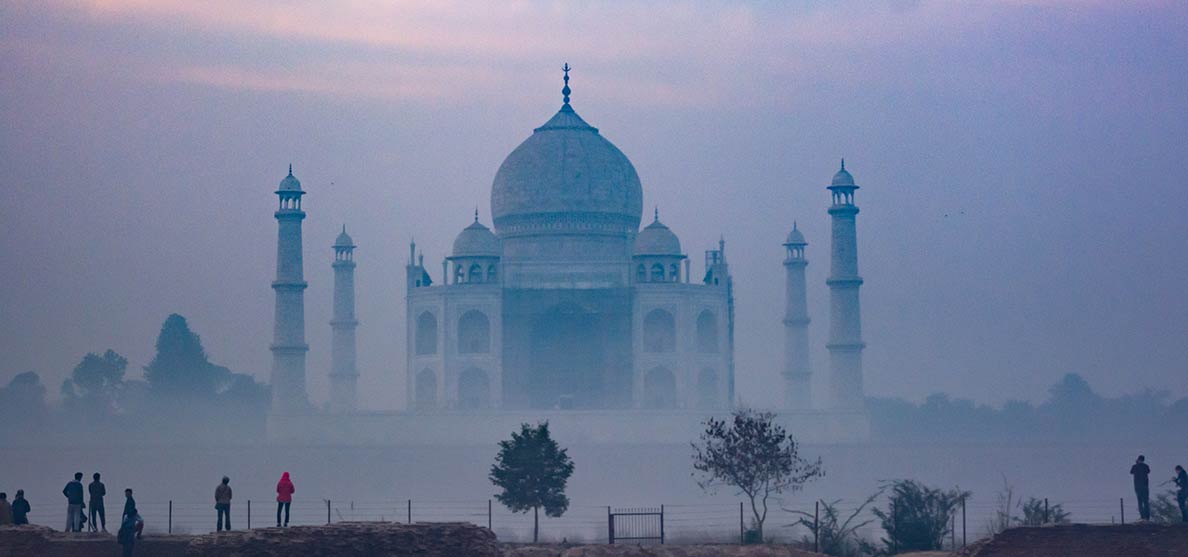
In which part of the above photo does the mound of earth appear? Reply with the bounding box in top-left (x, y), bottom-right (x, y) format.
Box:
top-left (959, 523), bottom-right (1188, 557)
top-left (0, 522), bottom-right (500, 556)
top-left (501, 543), bottom-right (826, 556)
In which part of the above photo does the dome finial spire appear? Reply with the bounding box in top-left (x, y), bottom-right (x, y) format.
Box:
top-left (654, 206), bottom-right (659, 222)
top-left (840, 158), bottom-right (845, 171)
top-left (475, 207), bottom-right (480, 223)
top-left (288, 163), bottom-right (293, 176)
top-left (561, 62), bottom-right (572, 105)
top-left (342, 224), bottom-right (347, 234)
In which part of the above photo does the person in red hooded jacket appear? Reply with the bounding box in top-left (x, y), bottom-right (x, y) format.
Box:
top-left (275, 472), bottom-right (294, 527)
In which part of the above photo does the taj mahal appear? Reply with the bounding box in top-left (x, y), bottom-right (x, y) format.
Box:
top-left (267, 68), bottom-right (870, 444)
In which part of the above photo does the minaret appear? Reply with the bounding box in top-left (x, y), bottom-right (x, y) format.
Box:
top-left (270, 165), bottom-right (309, 413)
top-left (329, 225), bottom-right (358, 413)
top-left (826, 160), bottom-right (866, 410)
top-left (782, 222), bottom-right (812, 409)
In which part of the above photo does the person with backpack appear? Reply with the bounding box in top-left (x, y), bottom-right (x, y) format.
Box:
top-left (275, 472), bottom-right (294, 527)
top-left (118, 505), bottom-right (138, 557)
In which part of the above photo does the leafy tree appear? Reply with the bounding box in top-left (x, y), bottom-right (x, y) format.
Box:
top-left (692, 408), bottom-right (823, 542)
top-left (143, 314), bottom-right (230, 399)
top-left (61, 349), bottom-right (128, 416)
top-left (1151, 490), bottom-right (1183, 524)
top-left (871, 480), bottom-right (968, 553)
top-left (490, 422), bottom-right (575, 542)
top-left (0, 371), bottom-right (48, 426)
top-left (790, 492), bottom-right (881, 557)
top-left (1015, 497), bottom-right (1070, 526)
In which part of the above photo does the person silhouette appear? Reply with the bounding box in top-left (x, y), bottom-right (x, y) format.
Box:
top-left (1130, 455), bottom-right (1151, 521)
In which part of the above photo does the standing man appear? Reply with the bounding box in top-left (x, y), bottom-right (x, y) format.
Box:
top-left (1174, 465), bottom-right (1188, 523)
top-left (63, 472), bottom-right (85, 532)
top-left (0, 493), bottom-right (13, 525)
top-left (1130, 455), bottom-right (1151, 521)
top-left (122, 488), bottom-right (143, 539)
top-left (89, 472), bottom-right (107, 532)
top-left (215, 477), bottom-right (232, 532)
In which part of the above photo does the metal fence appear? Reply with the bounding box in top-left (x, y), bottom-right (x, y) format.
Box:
top-left (20, 494), bottom-right (1147, 545)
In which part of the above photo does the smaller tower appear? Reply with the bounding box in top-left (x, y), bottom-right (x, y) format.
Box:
top-left (783, 222), bottom-right (812, 409)
top-left (329, 225), bottom-right (359, 413)
top-left (826, 160), bottom-right (866, 410)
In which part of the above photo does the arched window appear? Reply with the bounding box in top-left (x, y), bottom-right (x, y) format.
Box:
top-left (468, 264), bottom-right (483, 283)
top-left (650, 263), bottom-right (665, 282)
top-left (415, 368), bottom-right (437, 409)
top-left (671, 264), bottom-right (680, 282)
top-left (696, 310), bottom-right (718, 353)
top-left (643, 367), bottom-right (677, 409)
top-left (453, 265), bottom-right (464, 284)
top-left (458, 368), bottom-right (490, 410)
top-left (643, 309), bottom-right (676, 353)
top-left (415, 312), bottom-right (437, 355)
top-left (487, 264), bottom-right (498, 283)
top-left (637, 265), bottom-right (647, 283)
top-left (458, 310), bottom-right (490, 354)
top-left (697, 368), bottom-right (717, 410)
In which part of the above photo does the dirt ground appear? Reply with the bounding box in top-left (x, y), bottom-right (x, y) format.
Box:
top-left (958, 523), bottom-right (1188, 557)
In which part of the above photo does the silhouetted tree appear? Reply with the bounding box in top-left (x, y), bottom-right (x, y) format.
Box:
top-left (489, 422), bottom-right (574, 542)
top-left (143, 314), bottom-right (230, 399)
top-left (0, 371), bottom-right (48, 427)
top-left (790, 491), bottom-right (881, 557)
top-left (1016, 497), bottom-right (1070, 526)
top-left (692, 408), bottom-right (823, 542)
top-left (871, 480), bottom-right (968, 553)
top-left (61, 350), bottom-right (128, 417)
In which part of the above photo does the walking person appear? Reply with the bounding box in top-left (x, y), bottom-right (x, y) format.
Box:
top-left (215, 476), bottom-right (232, 532)
top-left (1175, 465), bottom-right (1188, 523)
top-left (1131, 455), bottom-right (1151, 521)
top-left (12, 490), bottom-right (31, 525)
top-left (0, 493), bottom-right (13, 525)
top-left (63, 472), bottom-right (85, 531)
top-left (118, 505), bottom-right (138, 557)
top-left (89, 472), bottom-right (107, 532)
top-left (275, 472), bottom-right (294, 527)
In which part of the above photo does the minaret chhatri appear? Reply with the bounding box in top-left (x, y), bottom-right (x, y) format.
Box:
top-left (270, 165), bottom-right (309, 413)
top-left (782, 222), bottom-right (812, 409)
top-left (329, 225), bottom-right (358, 413)
top-left (826, 160), bottom-right (866, 410)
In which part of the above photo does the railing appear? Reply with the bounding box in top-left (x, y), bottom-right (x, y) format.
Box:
top-left (22, 495), bottom-right (1151, 545)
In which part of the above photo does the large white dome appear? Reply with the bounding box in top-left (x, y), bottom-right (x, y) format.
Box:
top-left (490, 104), bottom-right (643, 235)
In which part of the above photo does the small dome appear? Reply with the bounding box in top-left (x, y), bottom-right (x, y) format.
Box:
top-left (279, 165), bottom-right (302, 192)
top-left (785, 223), bottom-right (806, 246)
top-left (452, 219), bottom-right (501, 257)
top-left (634, 215), bottom-right (682, 256)
top-left (334, 225), bottom-right (354, 248)
top-left (830, 159), bottom-right (856, 187)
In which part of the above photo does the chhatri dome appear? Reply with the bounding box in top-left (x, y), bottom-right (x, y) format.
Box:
top-left (634, 209), bottom-right (682, 256)
top-left (452, 211), bottom-right (501, 257)
top-left (278, 164), bottom-right (302, 191)
top-left (785, 222), bottom-right (806, 246)
top-left (490, 64), bottom-right (644, 235)
top-left (334, 225), bottom-right (355, 248)
top-left (831, 159), bottom-right (856, 187)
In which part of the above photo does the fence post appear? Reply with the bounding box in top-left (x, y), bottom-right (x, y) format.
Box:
top-left (1120, 498), bottom-right (1125, 524)
top-left (248, 500), bottom-right (251, 530)
top-left (168, 500), bottom-right (172, 534)
top-left (1044, 498), bottom-right (1050, 524)
top-left (951, 512), bottom-right (956, 550)
top-left (892, 503), bottom-right (898, 554)
top-left (488, 499), bottom-right (492, 531)
top-left (814, 500), bottom-right (820, 553)
top-left (327, 499), bottom-right (331, 525)
top-left (660, 505), bottom-right (665, 545)
top-left (739, 501), bottom-right (744, 544)
top-left (407, 499), bottom-right (412, 524)
top-left (607, 506), bottom-right (613, 545)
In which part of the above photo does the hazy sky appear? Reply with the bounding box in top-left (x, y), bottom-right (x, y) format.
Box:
top-left (2, 0), bottom-right (1186, 410)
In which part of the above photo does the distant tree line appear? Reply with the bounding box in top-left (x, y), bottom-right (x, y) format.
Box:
top-left (867, 373), bottom-right (1188, 444)
top-left (0, 313), bottom-right (269, 443)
